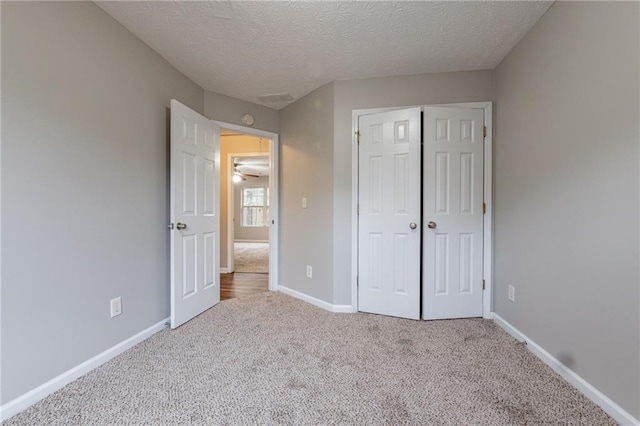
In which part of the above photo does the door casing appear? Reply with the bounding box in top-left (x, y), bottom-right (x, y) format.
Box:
top-left (351, 101), bottom-right (493, 319)
top-left (213, 121), bottom-right (280, 292)
top-left (226, 150), bottom-right (271, 274)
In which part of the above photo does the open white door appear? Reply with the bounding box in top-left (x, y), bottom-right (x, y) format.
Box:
top-left (170, 99), bottom-right (220, 328)
top-left (423, 107), bottom-right (484, 319)
top-left (358, 108), bottom-right (421, 320)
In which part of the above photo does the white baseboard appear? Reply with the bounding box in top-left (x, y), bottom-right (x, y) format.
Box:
top-left (278, 285), bottom-right (356, 313)
top-left (234, 239), bottom-right (268, 243)
top-left (0, 317), bottom-right (169, 422)
top-left (492, 313), bottom-right (639, 425)
top-left (220, 268), bottom-right (230, 273)
top-left (331, 304), bottom-right (356, 313)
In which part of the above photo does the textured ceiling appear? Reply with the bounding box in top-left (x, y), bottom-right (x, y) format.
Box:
top-left (96, 1), bottom-right (552, 109)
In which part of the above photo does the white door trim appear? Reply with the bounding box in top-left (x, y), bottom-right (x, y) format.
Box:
top-left (351, 101), bottom-right (493, 318)
top-left (213, 121), bottom-right (279, 292)
top-left (226, 151), bottom-right (268, 274)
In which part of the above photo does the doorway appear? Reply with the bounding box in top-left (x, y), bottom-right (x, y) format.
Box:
top-left (352, 102), bottom-right (494, 320)
top-left (169, 101), bottom-right (279, 328)
top-left (220, 131), bottom-right (273, 300)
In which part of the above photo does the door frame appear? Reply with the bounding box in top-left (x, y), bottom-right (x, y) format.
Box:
top-left (226, 150), bottom-right (270, 273)
top-left (351, 101), bottom-right (493, 319)
top-left (213, 121), bottom-right (279, 292)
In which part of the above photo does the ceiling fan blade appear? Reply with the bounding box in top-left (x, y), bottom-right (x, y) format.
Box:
top-left (243, 173), bottom-right (261, 178)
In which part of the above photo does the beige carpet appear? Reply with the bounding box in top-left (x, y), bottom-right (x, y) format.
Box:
top-left (5, 293), bottom-right (613, 425)
top-left (234, 242), bottom-right (269, 273)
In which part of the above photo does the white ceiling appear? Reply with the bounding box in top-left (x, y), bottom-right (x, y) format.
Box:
top-left (96, 1), bottom-right (552, 110)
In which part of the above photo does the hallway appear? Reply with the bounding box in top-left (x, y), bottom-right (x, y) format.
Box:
top-left (220, 273), bottom-right (269, 301)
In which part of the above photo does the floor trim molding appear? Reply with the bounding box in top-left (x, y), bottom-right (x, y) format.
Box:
top-left (278, 285), bottom-right (355, 313)
top-left (0, 318), bottom-right (169, 422)
top-left (492, 313), bottom-right (639, 425)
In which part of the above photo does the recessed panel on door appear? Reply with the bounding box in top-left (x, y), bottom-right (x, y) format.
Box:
top-left (182, 234), bottom-right (197, 297)
top-left (203, 232), bottom-right (215, 289)
top-left (183, 118), bottom-right (196, 142)
top-left (436, 119), bottom-right (450, 142)
top-left (460, 153), bottom-right (474, 214)
top-left (368, 233), bottom-right (383, 291)
top-left (394, 154), bottom-right (409, 214)
top-left (203, 129), bottom-right (214, 149)
top-left (394, 120), bottom-right (409, 144)
top-left (203, 159), bottom-right (215, 216)
top-left (393, 233), bottom-right (409, 294)
top-left (460, 120), bottom-right (474, 143)
top-left (434, 234), bottom-right (449, 295)
top-left (182, 153), bottom-right (197, 216)
top-left (370, 156), bottom-right (383, 214)
top-left (459, 233), bottom-right (473, 294)
top-left (435, 153), bottom-right (450, 214)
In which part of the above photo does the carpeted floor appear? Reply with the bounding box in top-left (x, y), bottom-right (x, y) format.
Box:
top-left (5, 293), bottom-right (613, 425)
top-left (234, 242), bottom-right (269, 273)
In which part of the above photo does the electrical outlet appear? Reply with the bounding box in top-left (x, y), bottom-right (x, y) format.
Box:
top-left (508, 285), bottom-right (515, 302)
top-left (302, 197), bottom-right (307, 209)
top-left (110, 297), bottom-right (122, 318)
top-left (306, 265), bottom-right (313, 278)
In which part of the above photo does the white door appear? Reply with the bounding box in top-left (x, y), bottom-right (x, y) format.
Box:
top-left (358, 108), bottom-right (421, 320)
top-left (170, 99), bottom-right (220, 328)
top-left (423, 107), bottom-right (484, 320)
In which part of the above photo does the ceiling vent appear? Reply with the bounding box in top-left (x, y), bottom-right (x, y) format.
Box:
top-left (257, 93), bottom-right (294, 104)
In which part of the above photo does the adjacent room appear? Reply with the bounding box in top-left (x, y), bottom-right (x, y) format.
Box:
top-left (220, 130), bottom-right (273, 300)
top-left (1, 1), bottom-right (638, 424)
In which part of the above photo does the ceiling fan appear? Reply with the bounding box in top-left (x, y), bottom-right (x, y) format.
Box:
top-left (233, 162), bottom-right (260, 183)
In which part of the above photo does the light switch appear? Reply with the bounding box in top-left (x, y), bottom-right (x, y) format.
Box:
top-left (302, 197), bottom-right (307, 209)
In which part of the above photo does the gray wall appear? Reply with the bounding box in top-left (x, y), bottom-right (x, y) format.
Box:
top-left (204, 91), bottom-right (279, 134)
top-left (235, 176), bottom-right (270, 241)
top-left (279, 83), bottom-right (335, 302)
top-left (1, 1), bottom-right (203, 403)
top-left (332, 71), bottom-right (496, 304)
top-left (494, 1), bottom-right (639, 418)
top-left (278, 71), bottom-right (494, 305)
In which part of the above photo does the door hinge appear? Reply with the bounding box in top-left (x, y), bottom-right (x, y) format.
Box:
top-left (482, 279), bottom-right (486, 290)
top-left (483, 203), bottom-right (486, 214)
top-left (357, 276), bottom-right (359, 286)
top-left (483, 126), bottom-right (487, 138)
top-left (357, 204), bottom-right (360, 215)
top-left (355, 131), bottom-right (360, 143)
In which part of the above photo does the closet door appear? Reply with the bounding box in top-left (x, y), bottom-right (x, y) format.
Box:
top-left (423, 107), bottom-right (484, 320)
top-left (358, 108), bottom-right (421, 320)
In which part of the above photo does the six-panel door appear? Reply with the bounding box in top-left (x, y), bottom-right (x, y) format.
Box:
top-left (170, 99), bottom-right (220, 328)
top-left (422, 107), bottom-right (484, 319)
top-left (358, 108), bottom-right (421, 320)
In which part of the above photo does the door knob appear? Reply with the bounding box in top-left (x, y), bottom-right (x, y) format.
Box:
top-left (427, 221), bottom-right (437, 229)
top-left (176, 222), bottom-right (187, 230)
top-left (409, 222), bottom-right (417, 230)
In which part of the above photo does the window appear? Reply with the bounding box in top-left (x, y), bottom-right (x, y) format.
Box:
top-left (242, 187), bottom-right (269, 227)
